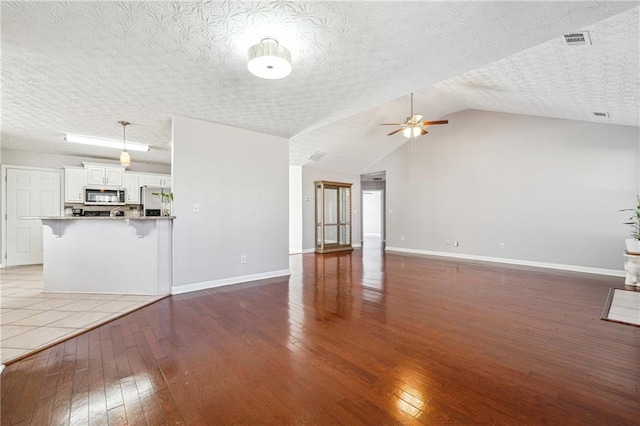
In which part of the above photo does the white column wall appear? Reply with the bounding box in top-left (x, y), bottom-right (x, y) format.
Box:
top-left (172, 116), bottom-right (289, 293)
top-left (289, 166), bottom-right (303, 254)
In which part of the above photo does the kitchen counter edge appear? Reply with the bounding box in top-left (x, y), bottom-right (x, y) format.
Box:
top-left (21, 216), bottom-right (176, 220)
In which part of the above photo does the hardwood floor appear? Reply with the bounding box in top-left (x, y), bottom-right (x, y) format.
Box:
top-left (2, 245), bottom-right (638, 425)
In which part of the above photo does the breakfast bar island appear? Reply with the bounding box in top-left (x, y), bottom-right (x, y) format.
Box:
top-left (29, 216), bottom-right (174, 295)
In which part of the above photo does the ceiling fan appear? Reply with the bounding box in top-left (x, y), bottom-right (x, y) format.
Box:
top-left (381, 92), bottom-right (448, 138)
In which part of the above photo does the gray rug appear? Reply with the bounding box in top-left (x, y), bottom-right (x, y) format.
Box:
top-left (602, 288), bottom-right (640, 327)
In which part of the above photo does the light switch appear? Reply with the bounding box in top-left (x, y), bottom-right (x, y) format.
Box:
top-left (193, 203), bottom-right (200, 213)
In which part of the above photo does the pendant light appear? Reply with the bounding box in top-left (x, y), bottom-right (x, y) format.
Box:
top-left (119, 120), bottom-right (131, 166)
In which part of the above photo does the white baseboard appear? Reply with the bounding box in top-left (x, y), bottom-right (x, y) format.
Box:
top-left (171, 269), bottom-right (291, 295)
top-left (385, 247), bottom-right (625, 277)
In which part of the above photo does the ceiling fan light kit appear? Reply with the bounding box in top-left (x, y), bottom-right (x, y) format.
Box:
top-left (247, 38), bottom-right (292, 80)
top-left (403, 127), bottom-right (422, 138)
top-left (381, 92), bottom-right (449, 138)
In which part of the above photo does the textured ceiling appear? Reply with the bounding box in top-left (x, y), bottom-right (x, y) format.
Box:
top-left (1, 1), bottom-right (638, 173)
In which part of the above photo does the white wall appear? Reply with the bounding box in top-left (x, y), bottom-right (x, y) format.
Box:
top-left (172, 116), bottom-right (290, 293)
top-left (289, 166), bottom-right (303, 253)
top-left (301, 166), bottom-right (362, 251)
top-left (367, 109), bottom-right (639, 272)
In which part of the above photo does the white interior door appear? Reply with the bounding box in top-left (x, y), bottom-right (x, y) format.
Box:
top-left (6, 168), bottom-right (61, 266)
top-left (363, 190), bottom-right (383, 237)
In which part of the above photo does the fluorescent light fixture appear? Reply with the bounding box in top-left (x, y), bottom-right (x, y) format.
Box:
top-left (64, 133), bottom-right (150, 152)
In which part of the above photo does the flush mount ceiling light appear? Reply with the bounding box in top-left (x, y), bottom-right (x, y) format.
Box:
top-left (247, 38), bottom-right (292, 80)
top-left (64, 133), bottom-right (150, 152)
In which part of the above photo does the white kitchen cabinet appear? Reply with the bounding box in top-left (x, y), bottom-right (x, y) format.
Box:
top-left (123, 173), bottom-right (140, 204)
top-left (139, 173), bottom-right (171, 188)
top-left (84, 163), bottom-right (125, 187)
top-left (64, 167), bottom-right (86, 203)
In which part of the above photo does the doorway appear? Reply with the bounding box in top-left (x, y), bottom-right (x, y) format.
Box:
top-left (360, 171), bottom-right (386, 251)
top-left (2, 166), bottom-right (62, 266)
top-left (363, 190), bottom-right (383, 238)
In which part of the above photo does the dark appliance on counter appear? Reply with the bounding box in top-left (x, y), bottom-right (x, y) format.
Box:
top-left (72, 208), bottom-right (83, 217)
top-left (140, 186), bottom-right (165, 217)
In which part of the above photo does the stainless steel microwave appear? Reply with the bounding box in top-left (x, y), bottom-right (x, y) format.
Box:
top-left (84, 187), bottom-right (126, 205)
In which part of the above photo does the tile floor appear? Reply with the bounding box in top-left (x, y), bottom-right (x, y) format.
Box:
top-left (1, 264), bottom-right (165, 365)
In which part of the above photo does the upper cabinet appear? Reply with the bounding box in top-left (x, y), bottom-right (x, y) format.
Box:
top-left (123, 173), bottom-right (140, 204)
top-left (64, 167), bottom-right (86, 203)
top-left (62, 162), bottom-right (170, 205)
top-left (139, 173), bottom-right (172, 188)
top-left (83, 162), bottom-right (125, 187)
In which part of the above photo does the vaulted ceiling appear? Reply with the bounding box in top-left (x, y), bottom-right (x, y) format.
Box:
top-left (2, 1), bottom-right (638, 173)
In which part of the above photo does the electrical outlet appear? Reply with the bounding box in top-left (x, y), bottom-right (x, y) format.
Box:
top-left (445, 239), bottom-right (450, 245)
top-left (193, 203), bottom-right (200, 213)
top-left (240, 255), bottom-right (247, 264)
top-left (400, 236), bottom-right (405, 241)
top-left (500, 242), bottom-right (506, 250)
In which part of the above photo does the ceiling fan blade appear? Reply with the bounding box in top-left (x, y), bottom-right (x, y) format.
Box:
top-left (420, 120), bottom-right (449, 126)
top-left (418, 128), bottom-right (429, 136)
top-left (380, 123), bottom-right (403, 126)
top-left (387, 128), bottom-right (404, 136)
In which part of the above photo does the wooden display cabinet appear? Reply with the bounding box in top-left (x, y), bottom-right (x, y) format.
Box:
top-left (315, 181), bottom-right (353, 253)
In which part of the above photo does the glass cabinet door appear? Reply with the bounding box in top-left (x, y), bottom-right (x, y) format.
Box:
top-left (324, 187), bottom-right (338, 244)
top-left (315, 181), bottom-right (353, 253)
top-left (339, 187), bottom-right (351, 246)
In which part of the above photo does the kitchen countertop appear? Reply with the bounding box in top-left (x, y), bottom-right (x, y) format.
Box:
top-left (21, 216), bottom-right (176, 220)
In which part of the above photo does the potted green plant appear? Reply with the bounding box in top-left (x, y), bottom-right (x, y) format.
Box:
top-left (621, 195), bottom-right (640, 254)
top-left (152, 190), bottom-right (173, 216)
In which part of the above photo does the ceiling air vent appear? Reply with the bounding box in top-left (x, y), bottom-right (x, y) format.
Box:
top-left (308, 152), bottom-right (325, 161)
top-left (592, 112), bottom-right (610, 118)
top-left (564, 31), bottom-right (591, 46)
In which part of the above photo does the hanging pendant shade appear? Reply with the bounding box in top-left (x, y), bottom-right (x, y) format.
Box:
top-left (118, 120), bottom-right (131, 166)
top-left (120, 149), bottom-right (131, 166)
